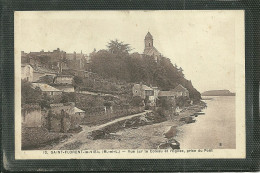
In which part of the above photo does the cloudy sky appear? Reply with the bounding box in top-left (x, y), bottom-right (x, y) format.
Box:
top-left (15, 10), bottom-right (244, 92)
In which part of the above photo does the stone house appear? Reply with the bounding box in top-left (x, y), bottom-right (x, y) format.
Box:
top-left (21, 64), bottom-right (34, 82)
top-left (132, 83), bottom-right (158, 106)
top-left (21, 63), bottom-right (58, 82)
top-left (133, 83), bottom-right (153, 99)
top-left (171, 84), bottom-right (189, 97)
top-left (51, 84), bottom-right (75, 93)
top-left (32, 66), bottom-right (57, 82)
top-left (47, 103), bottom-right (84, 132)
top-left (158, 91), bottom-right (177, 98)
top-left (52, 75), bottom-right (75, 92)
top-left (22, 104), bottom-right (42, 127)
top-left (31, 83), bottom-right (62, 96)
top-left (37, 74), bottom-right (75, 92)
top-left (53, 75), bottom-right (73, 85)
top-left (157, 91), bottom-right (177, 111)
top-left (73, 107), bottom-right (85, 118)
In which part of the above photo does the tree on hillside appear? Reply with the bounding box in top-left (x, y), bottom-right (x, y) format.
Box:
top-left (127, 53), bottom-right (146, 82)
top-left (90, 50), bottom-right (131, 81)
top-left (21, 80), bottom-right (52, 109)
top-left (21, 80), bottom-right (42, 105)
top-left (73, 76), bottom-right (83, 87)
top-left (37, 55), bottom-right (51, 66)
top-left (38, 75), bottom-right (55, 84)
top-left (60, 92), bottom-right (76, 103)
top-left (178, 67), bottom-right (184, 77)
top-left (107, 39), bottom-right (133, 54)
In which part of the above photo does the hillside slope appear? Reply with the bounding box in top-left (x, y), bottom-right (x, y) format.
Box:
top-left (89, 50), bottom-right (201, 101)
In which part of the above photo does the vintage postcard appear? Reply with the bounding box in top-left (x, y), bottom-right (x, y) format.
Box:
top-left (15, 10), bottom-right (245, 159)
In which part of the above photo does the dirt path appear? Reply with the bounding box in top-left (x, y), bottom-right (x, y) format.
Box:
top-left (44, 110), bottom-right (151, 150)
top-left (88, 110), bottom-right (152, 131)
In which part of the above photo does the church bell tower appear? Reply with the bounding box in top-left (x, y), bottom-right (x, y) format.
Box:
top-left (143, 31), bottom-right (161, 62)
top-left (144, 32), bottom-right (153, 49)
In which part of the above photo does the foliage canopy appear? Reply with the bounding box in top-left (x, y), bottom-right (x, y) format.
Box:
top-left (107, 39), bottom-right (133, 54)
top-left (90, 41), bottom-right (201, 101)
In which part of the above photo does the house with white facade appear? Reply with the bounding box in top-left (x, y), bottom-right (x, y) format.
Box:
top-left (21, 64), bottom-right (34, 82)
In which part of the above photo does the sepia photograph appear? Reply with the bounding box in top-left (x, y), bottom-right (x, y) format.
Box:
top-left (14, 10), bottom-right (245, 159)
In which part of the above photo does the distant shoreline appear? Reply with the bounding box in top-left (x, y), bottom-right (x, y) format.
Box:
top-left (201, 95), bottom-right (236, 101)
top-left (201, 90), bottom-right (235, 97)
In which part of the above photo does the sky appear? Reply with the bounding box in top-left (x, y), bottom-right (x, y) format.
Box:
top-left (15, 11), bottom-right (244, 93)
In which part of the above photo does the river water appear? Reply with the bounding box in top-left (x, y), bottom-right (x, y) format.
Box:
top-left (175, 96), bottom-right (236, 149)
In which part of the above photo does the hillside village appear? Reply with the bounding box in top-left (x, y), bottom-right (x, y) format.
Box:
top-left (21, 32), bottom-right (202, 149)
